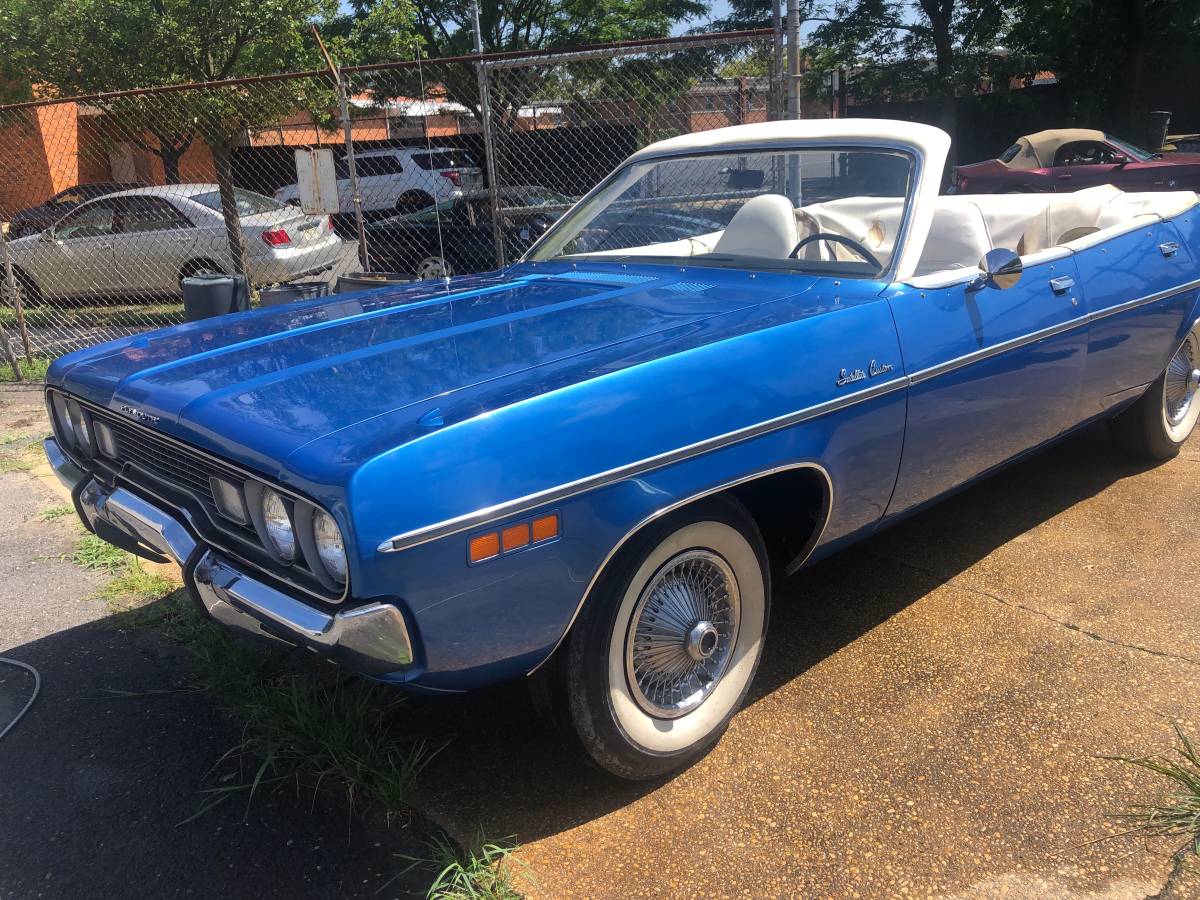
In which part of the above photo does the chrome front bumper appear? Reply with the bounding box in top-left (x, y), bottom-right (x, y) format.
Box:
top-left (46, 438), bottom-right (413, 676)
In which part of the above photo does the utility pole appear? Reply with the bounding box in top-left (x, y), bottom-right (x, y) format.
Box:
top-left (786, 0), bottom-right (801, 121)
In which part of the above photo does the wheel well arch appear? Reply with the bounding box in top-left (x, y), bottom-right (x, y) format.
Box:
top-left (178, 257), bottom-right (225, 281)
top-left (526, 462), bottom-right (832, 676)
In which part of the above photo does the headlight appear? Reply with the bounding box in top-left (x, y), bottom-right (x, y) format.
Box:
top-left (260, 489), bottom-right (295, 561)
top-left (49, 393), bottom-right (73, 447)
top-left (65, 399), bottom-right (94, 456)
top-left (312, 509), bottom-right (347, 583)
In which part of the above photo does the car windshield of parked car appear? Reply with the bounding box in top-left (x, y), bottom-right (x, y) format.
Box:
top-left (1104, 135), bottom-right (1154, 161)
top-left (191, 189), bottom-right (286, 217)
top-left (526, 147), bottom-right (914, 276)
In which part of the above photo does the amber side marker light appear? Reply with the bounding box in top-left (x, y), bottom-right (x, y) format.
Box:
top-left (469, 513), bottom-right (560, 564)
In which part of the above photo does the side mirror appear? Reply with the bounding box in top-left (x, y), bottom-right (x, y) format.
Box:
top-left (968, 247), bottom-right (1022, 292)
top-left (38, 227), bottom-right (55, 242)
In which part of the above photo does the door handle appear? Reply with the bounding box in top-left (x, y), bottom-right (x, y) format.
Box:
top-left (1160, 241), bottom-right (1181, 257)
top-left (1049, 275), bottom-right (1075, 294)
top-left (1055, 174), bottom-right (1072, 180)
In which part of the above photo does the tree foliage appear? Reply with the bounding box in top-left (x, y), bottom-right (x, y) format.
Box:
top-left (1004, 0), bottom-right (1200, 140)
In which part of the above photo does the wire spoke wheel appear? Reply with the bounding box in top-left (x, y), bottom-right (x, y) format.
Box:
top-left (415, 256), bottom-right (451, 280)
top-left (625, 549), bottom-right (740, 719)
top-left (1164, 333), bottom-right (1200, 429)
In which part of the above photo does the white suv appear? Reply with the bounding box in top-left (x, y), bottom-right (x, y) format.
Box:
top-left (274, 147), bottom-right (482, 214)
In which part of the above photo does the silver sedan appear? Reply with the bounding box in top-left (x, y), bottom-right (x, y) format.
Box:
top-left (6, 184), bottom-right (346, 301)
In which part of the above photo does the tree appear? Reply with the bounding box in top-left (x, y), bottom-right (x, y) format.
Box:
top-left (0, 0), bottom-right (415, 275)
top-left (1005, 0), bottom-right (1200, 140)
top-left (803, 0), bottom-right (1009, 163)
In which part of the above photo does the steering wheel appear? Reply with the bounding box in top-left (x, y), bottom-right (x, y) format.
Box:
top-left (789, 232), bottom-right (882, 271)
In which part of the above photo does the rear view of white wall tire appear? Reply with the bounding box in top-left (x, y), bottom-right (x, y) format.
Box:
top-left (536, 497), bottom-right (770, 780)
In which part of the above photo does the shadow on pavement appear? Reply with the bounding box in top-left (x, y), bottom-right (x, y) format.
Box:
top-left (0, 422), bottom-right (1160, 895)
top-left (0, 611), bottom-right (439, 899)
top-left (411, 422), bottom-right (1160, 843)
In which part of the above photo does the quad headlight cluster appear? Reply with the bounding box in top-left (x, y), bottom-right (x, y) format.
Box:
top-left (47, 393), bottom-right (349, 591)
top-left (215, 479), bottom-right (349, 588)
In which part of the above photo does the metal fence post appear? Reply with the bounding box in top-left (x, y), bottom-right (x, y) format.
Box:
top-left (786, 0), bottom-right (801, 121)
top-left (313, 26), bottom-right (370, 272)
top-left (472, 2), bottom-right (506, 269)
top-left (771, 0), bottom-right (784, 121)
top-left (0, 224), bottom-right (32, 361)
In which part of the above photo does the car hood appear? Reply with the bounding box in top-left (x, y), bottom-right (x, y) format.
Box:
top-left (50, 264), bottom-right (817, 483)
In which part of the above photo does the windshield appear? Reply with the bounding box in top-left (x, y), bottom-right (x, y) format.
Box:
top-left (1105, 134), bottom-right (1154, 161)
top-left (526, 147), bottom-right (914, 277)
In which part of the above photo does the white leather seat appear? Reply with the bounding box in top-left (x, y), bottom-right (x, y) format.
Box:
top-left (713, 194), bottom-right (799, 259)
top-left (913, 200), bottom-right (993, 276)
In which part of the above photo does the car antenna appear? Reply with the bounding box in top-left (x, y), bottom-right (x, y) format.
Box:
top-left (414, 44), bottom-right (451, 291)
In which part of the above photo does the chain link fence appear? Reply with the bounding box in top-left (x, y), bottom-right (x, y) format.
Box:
top-left (0, 28), bottom-right (779, 371)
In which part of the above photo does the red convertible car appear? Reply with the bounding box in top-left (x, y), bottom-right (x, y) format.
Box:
top-left (954, 128), bottom-right (1200, 194)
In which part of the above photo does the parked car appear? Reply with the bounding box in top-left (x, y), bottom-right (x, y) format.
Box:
top-left (273, 147), bottom-right (482, 214)
top-left (43, 119), bottom-right (1200, 780)
top-left (953, 128), bottom-right (1200, 194)
top-left (4, 182), bottom-right (143, 238)
top-left (364, 186), bottom-right (574, 279)
top-left (7, 184), bottom-right (344, 301)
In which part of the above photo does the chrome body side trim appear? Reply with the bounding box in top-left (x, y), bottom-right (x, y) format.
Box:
top-left (909, 277), bottom-right (1200, 386)
top-left (525, 461), bottom-right (833, 675)
top-left (380, 275), bottom-right (1200, 558)
top-left (378, 376), bottom-right (899, 553)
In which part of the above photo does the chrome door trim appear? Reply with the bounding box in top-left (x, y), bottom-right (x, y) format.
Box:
top-left (377, 376), bottom-right (902, 553)
top-left (908, 277), bottom-right (1200, 387)
top-left (524, 460), bottom-right (833, 676)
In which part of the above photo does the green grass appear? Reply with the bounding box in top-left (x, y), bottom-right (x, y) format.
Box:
top-left (0, 300), bottom-right (183, 332)
top-left (0, 353), bottom-right (51, 383)
top-left (39, 503), bottom-right (73, 521)
top-left (413, 832), bottom-right (527, 900)
top-left (71, 532), bottom-right (133, 574)
top-left (99, 566), bottom-right (178, 614)
top-left (1114, 725), bottom-right (1200, 855)
top-left (116, 590), bottom-right (440, 824)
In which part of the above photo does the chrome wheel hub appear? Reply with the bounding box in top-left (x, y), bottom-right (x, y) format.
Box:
top-left (1164, 336), bottom-right (1199, 427)
top-left (626, 550), bottom-right (740, 718)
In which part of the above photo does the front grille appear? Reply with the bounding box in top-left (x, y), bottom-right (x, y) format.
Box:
top-left (96, 410), bottom-right (241, 502)
top-left (50, 390), bottom-right (346, 606)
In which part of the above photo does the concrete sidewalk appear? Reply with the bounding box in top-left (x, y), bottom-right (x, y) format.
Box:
top-left (418, 425), bottom-right (1200, 898)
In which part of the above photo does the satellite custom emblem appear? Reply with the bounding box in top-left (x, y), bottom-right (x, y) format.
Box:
top-left (836, 359), bottom-right (895, 387)
top-left (120, 405), bottom-right (161, 426)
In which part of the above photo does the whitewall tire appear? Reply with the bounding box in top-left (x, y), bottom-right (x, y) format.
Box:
top-left (541, 497), bottom-right (769, 780)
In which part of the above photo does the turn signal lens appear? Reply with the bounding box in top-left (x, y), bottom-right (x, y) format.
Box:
top-left (468, 532), bottom-right (500, 563)
top-left (501, 522), bottom-right (530, 552)
top-left (531, 514), bottom-right (559, 543)
top-left (94, 420), bottom-right (119, 458)
top-left (210, 477), bottom-right (249, 525)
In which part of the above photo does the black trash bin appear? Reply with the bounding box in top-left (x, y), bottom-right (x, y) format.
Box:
top-left (258, 280), bottom-right (330, 307)
top-left (181, 272), bottom-right (250, 321)
top-left (335, 271), bottom-right (411, 294)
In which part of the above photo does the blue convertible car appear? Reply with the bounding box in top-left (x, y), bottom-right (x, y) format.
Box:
top-left (43, 120), bottom-right (1200, 778)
